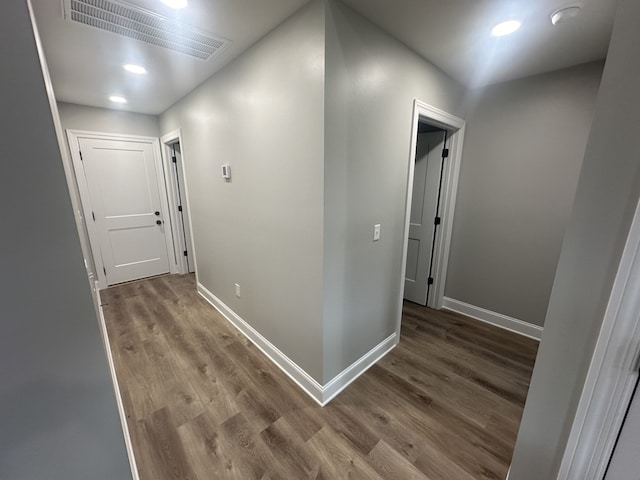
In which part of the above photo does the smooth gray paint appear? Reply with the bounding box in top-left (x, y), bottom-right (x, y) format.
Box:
top-left (509, 0), bottom-right (640, 477)
top-left (323, 0), bottom-right (465, 383)
top-left (58, 102), bottom-right (161, 137)
top-left (606, 383), bottom-right (640, 479)
top-left (0, 2), bottom-right (131, 479)
top-left (160, 1), bottom-right (325, 381)
top-left (447, 62), bottom-right (603, 326)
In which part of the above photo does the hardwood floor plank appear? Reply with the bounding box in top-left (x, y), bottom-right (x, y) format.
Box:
top-left (306, 427), bottom-right (385, 480)
top-left (367, 440), bottom-right (431, 480)
top-left (137, 407), bottom-right (198, 480)
top-left (102, 274), bottom-right (537, 480)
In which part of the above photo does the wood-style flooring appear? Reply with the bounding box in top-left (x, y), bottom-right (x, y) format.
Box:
top-left (101, 274), bottom-right (538, 480)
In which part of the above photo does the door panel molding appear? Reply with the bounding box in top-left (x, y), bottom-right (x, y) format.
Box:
top-left (66, 130), bottom-right (177, 289)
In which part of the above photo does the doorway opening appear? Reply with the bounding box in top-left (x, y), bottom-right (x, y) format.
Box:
top-left (398, 100), bottom-right (466, 317)
top-left (160, 129), bottom-right (196, 276)
top-left (404, 123), bottom-right (448, 306)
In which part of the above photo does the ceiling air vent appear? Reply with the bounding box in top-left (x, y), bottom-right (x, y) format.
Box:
top-left (63, 0), bottom-right (230, 61)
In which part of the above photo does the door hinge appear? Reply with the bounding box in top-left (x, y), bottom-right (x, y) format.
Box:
top-left (442, 148), bottom-right (449, 158)
top-left (172, 156), bottom-right (177, 163)
top-left (178, 205), bottom-right (183, 212)
top-left (79, 150), bottom-right (83, 161)
top-left (183, 250), bottom-right (188, 257)
top-left (92, 211), bottom-right (96, 221)
top-left (434, 216), bottom-right (441, 225)
top-left (103, 266), bottom-right (106, 276)
top-left (427, 277), bottom-right (434, 285)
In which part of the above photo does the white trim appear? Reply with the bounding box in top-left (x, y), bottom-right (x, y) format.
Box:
top-left (397, 100), bottom-right (466, 337)
top-left (321, 333), bottom-right (397, 405)
top-left (442, 297), bottom-right (543, 341)
top-left (66, 130), bottom-right (176, 289)
top-left (557, 196), bottom-right (640, 480)
top-left (197, 282), bottom-right (396, 406)
top-left (159, 129), bottom-right (197, 276)
top-left (97, 286), bottom-right (140, 480)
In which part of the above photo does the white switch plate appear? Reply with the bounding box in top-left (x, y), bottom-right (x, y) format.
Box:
top-left (235, 283), bottom-right (241, 297)
top-left (373, 224), bottom-right (381, 241)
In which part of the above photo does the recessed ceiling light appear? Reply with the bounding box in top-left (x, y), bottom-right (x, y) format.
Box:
top-left (160, 0), bottom-right (188, 9)
top-left (109, 95), bottom-right (127, 104)
top-left (123, 64), bottom-right (147, 75)
top-left (491, 20), bottom-right (522, 37)
top-left (551, 6), bottom-right (581, 26)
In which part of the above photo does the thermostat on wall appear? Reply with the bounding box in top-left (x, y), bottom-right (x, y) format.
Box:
top-left (221, 164), bottom-right (231, 179)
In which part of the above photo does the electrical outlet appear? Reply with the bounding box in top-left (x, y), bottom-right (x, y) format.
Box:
top-left (235, 283), bottom-right (241, 297)
top-left (373, 224), bottom-right (381, 241)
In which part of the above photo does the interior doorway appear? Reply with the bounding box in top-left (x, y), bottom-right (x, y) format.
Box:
top-left (399, 100), bottom-right (466, 314)
top-left (161, 129), bottom-right (196, 275)
top-left (404, 124), bottom-right (448, 306)
top-left (67, 130), bottom-right (176, 288)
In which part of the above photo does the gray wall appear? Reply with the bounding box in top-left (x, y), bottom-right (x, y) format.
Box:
top-left (510, 0), bottom-right (640, 477)
top-left (0, 2), bottom-right (131, 478)
top-left (58, 101), bottom-right (160, 137)
top-left (323, 0), bottom-right (466, 382)
top-left (446, 62), bottom-right (603, 326)
top-left (159, 0), bottom-right (326, 382)
top-left (56, 103), bottom-right (162, 281)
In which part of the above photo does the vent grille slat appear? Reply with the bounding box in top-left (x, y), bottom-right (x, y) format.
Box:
top-left (66, 0), bottom-right (229, 61)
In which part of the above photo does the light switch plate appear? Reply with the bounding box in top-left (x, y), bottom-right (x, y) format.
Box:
top-left (373, 224), bottom-right (381, 241)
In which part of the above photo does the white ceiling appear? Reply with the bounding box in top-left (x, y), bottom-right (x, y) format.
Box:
top-left (341, 0), bottom-right (617, 88)
top-left (31, 0), bottom-right (617, 115)
top-left (31, 0), bottom-right (310, 114)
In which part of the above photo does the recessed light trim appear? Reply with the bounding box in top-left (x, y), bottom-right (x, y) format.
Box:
top-left (160, 0), bottom-right (188, 9)
top-left (551, 6), bottom-right (581, 26)
top-left (109, 95), bottom-right (128, 104)
top-left (123, 64), bottom-right (147, 75)
top-left (491, 20), bottom-right (522, 37)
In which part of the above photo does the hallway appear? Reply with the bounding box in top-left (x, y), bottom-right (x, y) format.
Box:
top-left (101, 274), bottom-right (538, 479)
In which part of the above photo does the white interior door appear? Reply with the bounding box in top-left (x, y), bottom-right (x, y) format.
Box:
top-left (404, 130), bottom-right (445, 305)
top-left (78, 136), bottom-right (171, 286)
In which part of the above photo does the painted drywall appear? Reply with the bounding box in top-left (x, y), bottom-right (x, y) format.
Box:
top-left (0, 1), bottom-right (131, 478)
top-left (509, 0), bottom-right (640, 477)
top-left (159, 0), bottom-right (325, 381)
top-left (57, 102), bottom-right (160, 137)
top-left (446, 62), bottom-right (603, 327)
top-left (323, 0), bottom-right (466, 383)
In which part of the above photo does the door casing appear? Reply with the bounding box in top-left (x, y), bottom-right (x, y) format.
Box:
top-left (160, 129), bottom-right (197, 276)
top-left (67, 129), bottom-right (178, 289)
top-left (397, 100), bottom-right (466, 332)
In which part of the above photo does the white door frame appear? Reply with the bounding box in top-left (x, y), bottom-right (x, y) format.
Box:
top-left (66, 129), bottom-right (177, 289)
top-left (398, 99), bottom-right (465, 325)
top-left (159, 129), bottom-right (197, 277)
top-left (557, 195), bottom-right (640, 480)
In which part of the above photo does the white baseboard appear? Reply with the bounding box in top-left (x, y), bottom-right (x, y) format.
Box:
top-left (197, 282), bottom-right (325, 404)
top-left (442, 297), bottom-right (543, 341)
top-left (97, 286), bottom-right (140, 480)
top-left (322, 332), bottom-right (397, 404)
top-left (197, 282), bottom-right (396, 406)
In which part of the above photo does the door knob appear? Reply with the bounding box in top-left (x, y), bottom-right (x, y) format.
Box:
top-left (156, 220), bottom-right (162, 225)
top-left (155, 211), bottom-right (160, 216)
